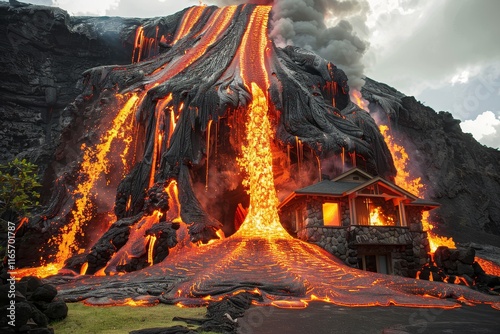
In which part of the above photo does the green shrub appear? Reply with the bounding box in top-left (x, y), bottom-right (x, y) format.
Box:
top-left (0, 158), bottom-right (41, 218)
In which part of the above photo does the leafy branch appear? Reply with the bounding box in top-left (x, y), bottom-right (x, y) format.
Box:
top-left (0, 158), bottom-right (41, 219)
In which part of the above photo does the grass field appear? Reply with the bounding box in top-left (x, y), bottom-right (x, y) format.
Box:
top-left (51, 302), bottom-right (212, 334)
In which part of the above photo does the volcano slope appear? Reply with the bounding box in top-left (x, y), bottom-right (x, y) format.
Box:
top-left (15, 4), bottom-right (394, 271)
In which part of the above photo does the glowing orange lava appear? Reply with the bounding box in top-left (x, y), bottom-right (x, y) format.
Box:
top-left (165, 180), bottom-right (182, 222)
top-left (476, 257), bottom-right (500, 277)
top-left (56, 236), bottom-right (499, 309)
top-left (147, 6), bottom-right (237, 90)
top-left (234, 83), bottom-right (289, 239)
top-left (351, 89), bottom-right (368, 110)
top-left (58, 94), bottom-right (141, 263)
top-left (14, 94), bottom-right (141, 279)
top-left (172, 6), bottom-right (205, 44)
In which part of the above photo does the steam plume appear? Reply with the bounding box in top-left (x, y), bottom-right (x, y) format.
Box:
top-left (211, 0), bottom-right (369, 89)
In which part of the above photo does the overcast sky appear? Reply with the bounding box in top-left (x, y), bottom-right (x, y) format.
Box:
top-left (22, 0), bottom-right (500, 149)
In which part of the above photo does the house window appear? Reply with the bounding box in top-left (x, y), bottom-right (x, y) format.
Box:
top-left (358, 254), bottom-right (392, 274)
top-left (322, 202), bottom-right (340, 226)
top-left (355, 197), bottom-right (397, 226)
top-left (295, 206), bottom-right (307, 230)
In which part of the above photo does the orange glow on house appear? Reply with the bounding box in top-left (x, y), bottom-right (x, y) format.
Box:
top-left (369, 207), bottom-right (394, 226)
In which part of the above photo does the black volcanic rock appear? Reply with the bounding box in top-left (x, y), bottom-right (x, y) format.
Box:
top-left (0, 1), bottom-right (161, 198)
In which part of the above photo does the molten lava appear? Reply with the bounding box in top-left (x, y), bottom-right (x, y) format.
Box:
top-left (15, 94), bottom-right (141, 278)
top-left (378, 125), bottom-right (456, 252)
top-left (234, 83), bottom-right (289, 239)
top-left (351, 89), bottom-right (368, 110)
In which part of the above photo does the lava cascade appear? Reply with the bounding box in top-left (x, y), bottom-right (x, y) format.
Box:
top-left (377, 125), bottom-right (456, 252)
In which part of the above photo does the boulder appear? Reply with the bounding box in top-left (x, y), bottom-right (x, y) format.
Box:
top-left (31, 284), bottom-right (58, 302)
top-left (434, 246), bottom-right (451, 267)
top-left (14, 301), bottom-right (32, 328)
top-left (456, 262), bottom-right (475, 277)
top-left (458, 247), bottom-right (475, 265)
top-left (20, 276), bottom-right (42, 293)
top-left (31, 305), bottom-right (49, 327)
top-left (44, 300), bottom-right (68, 320)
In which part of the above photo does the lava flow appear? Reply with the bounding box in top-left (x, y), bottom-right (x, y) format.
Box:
top-left (14, 4), bottom-right (500, 311)
top-left (378, 124), bottom-right (456, 252)
top-left (54, 86), bottom-right (499, 308)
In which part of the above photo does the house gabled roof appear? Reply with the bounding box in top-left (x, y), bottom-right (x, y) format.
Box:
top-left (343, 176), bottom-right (419, 200)
top-left (278, 168), bottom-right (440, 210)
top-left (331, 168), bottom-right (373, 182)
top-left (295, 180), bottom-right (359, 196)
top-left (406, 198), bottom-right (441, 208)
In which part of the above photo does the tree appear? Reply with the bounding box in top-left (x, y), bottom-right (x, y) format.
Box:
top-left (0, 158), bottom-right (41, 219)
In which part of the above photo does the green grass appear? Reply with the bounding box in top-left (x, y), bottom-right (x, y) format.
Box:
top-left (51, 302), bottom-right (212, 334)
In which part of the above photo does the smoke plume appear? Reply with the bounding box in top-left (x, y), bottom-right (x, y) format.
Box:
top-left (211, 0), bottom-right (369, 89)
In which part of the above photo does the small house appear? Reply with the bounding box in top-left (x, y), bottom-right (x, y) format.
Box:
top-left (278, 168), bottom-right (439, 277)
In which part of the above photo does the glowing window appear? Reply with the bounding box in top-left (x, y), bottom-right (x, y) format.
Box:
top-left (322, 202), bottom-right (340, 226)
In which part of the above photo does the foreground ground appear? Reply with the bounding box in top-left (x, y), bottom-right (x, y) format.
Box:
top-left (51, 301), bottom-right (500, 334)
top-left (52, 303), bottom-right (211, 334)
top-left (238, 302), bottom-right (500, 334)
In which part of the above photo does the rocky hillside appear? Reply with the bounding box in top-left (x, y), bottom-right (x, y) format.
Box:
top-left (362, 78), bottom-right (500, 246)
top-left (0, 2), bottom-right (180, 197)
top-left (1, 2), bottom-right (499, 246)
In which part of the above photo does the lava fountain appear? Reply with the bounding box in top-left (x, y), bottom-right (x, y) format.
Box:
top-left (13, 4), bottom-right (500, 310)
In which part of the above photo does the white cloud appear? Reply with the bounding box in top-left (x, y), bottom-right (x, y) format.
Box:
top-left (460, 111), bottom-right (500, 148)
top-left (365, 0), bottom-right (500, 98)
top-left (450, 69), bottom-right (470, 86)
top-left (106, 0), bottom-right (203, 17)
top-left (25, 0), bottom-right (205, 17)
top-left (54, 0), bottom-right (119, 16)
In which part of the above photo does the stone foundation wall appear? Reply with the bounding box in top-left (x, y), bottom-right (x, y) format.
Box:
top-left (297, 225), bottom-right (430, 277)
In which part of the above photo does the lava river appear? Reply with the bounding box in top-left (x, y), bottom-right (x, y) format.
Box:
top-left (52, 235), bottom-right (499, 309)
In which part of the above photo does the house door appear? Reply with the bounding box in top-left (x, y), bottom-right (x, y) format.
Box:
top-left (359, 254), bottom-right (391, 274)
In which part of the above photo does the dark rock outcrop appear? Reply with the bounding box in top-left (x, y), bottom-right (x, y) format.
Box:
top-left (418, 246), bottom-right (500, 295)
top-left (0, 271), bottom-right (66, 333)
top-left (0, 2), bottom-right (144, 199)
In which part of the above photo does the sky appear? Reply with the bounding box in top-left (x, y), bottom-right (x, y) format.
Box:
top-left (22, 0), bottom-right (500, 149)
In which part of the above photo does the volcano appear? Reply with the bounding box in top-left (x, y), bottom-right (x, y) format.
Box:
top-left (5, 3), bottom-right (500, 310)
top-left (17, 4), bottom-right (395, 272)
